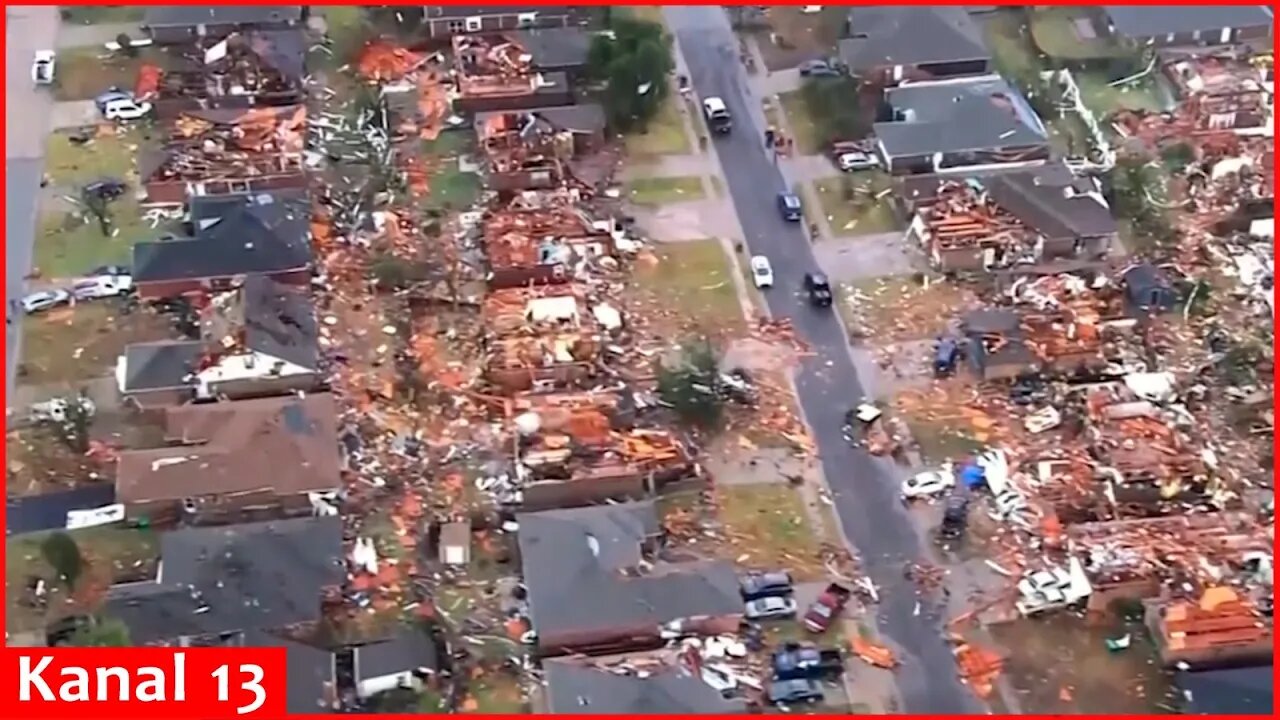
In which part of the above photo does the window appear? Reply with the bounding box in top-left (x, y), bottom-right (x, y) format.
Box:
top-left (517, 12), bottom-right (538, 28)
top-left (447, 20), bottom-right (465, 33)
top-left (465, 16), bottom-right (483, 32)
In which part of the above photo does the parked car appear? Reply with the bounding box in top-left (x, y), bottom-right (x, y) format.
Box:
top-left (939, 492), bottom-right (971, 539)
top-left (804, 272), bottom-right (833, 307)
top-left (744, 595), bottom-right (798, 621)
top-left (802, 583), bottom-right (851, 633)
top-left (798, 59), bottom-right (842, 77)
top-left (772, 644), bottom-right (844, 681)
top-left (777, 192), bottom-right (803, 221)
top-left (86, 264), bottom-right (131, 277)
top-left (21, 289), bottom-right (70, 314)
top-left (934, 337), bottom-right (961, 377)
top-left (93, 88), bottom-right (132, 113)
top-left (750, 255), bottom-right (774, 289)
top-left (72, 274), bottom-right (133, 300)
top-left (767, 678), bottom-right (824, 706)
top-left (740, 571), bottom-right (794, 601)
top-left (836, 151), bottom-right (880, 172)
top-left (101, 97), bottom-right (152, 121)
top-left (901, 465), bottom-right (956, 500)
top-left (32, 50), bottom-right (55, 85)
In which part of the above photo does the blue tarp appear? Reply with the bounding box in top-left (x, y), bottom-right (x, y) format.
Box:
top-left (960, 464), bottom-right (986, 489)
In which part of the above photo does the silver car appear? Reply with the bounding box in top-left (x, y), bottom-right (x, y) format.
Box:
top-left (745, 595), bottom-right (798, 620)
top-left (21, 289), bottom-right (70, 314)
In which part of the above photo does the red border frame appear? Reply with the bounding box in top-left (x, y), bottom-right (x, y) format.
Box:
top-left (1, 1), bottom-right (1276, 717)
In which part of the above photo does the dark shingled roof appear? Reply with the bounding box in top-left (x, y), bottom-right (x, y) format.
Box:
top-left (544, 660), bottom-right (747, 714)
top-left (1104, 6), bottom-right (1274, 39)
top-left (105, 516), bottom-right (343, 644)
top-left (875, 75), bottom-right (1048, 157)
top-left (1178, 665), bottom-right (1274, 714)
top-left (120, 340), bottom-right (204, 391)
top-left (202, 274), bottom-right (319, 371)
top-left (240, 628), bottom-right (336, 714)
top-left (512, 27), bottom-right (593, 69)
top-left (983, 173), bottom-right (1119, 240)
top-left (475, 103), bottom-right (607, 137)
top-left (354, 628), bottom-right (440, 681)
top-left (144, 6), bottom-right (303, 28)
top-left (426, 5), bottom-right (569, 19)
top-left (839, 6), bottom-right (989, 70)
top-left (134, 190), bottom-right (310, 284)
top-left (962, 309), bottom-right (1038, 372)
top-left (517, 502), bottom-right (741, 641)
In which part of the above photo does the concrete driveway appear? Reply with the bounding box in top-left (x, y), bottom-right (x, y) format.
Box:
top-left (50, 99), bottom-right (98, 130)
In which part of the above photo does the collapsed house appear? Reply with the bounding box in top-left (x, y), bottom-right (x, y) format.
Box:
top-left (118, 274), bottom-right (321, 405)
top-left (1146, 586), bottom-right (1273, 669)
top-left (482, 285), bottom-right (615, 392)
top-left (1161, 50), bottom-right (1274, 136)
top-left (482, 199), bottom-right (618, 288)
top-left (142, 29), bottom-right (306, 117)
top-left (507, 391), bottom-right (694, 510)
top-left (113, 393), bottom-right (341, 524)
top-left (475, 104), bottom-right (607, 191)
top-left (140, 105), bottom-right (308, 204)
top-left (516, 501), bottom-right (742, 657)
top-left (451, 34), bottom-right (574, 113)
top-left (905, 173), bottom-right (1118, 272)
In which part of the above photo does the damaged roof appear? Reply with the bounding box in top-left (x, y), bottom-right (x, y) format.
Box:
top-left (982, 173), bottom-right (1119, 240)
top-left (134, 190), bottom-right (311, 283)
top-left (105, 516), bottom-right (343, 643)
top-left (839, 6), bottom-right (990, 70)
top-left (511, 27), bottom-right (593, 70)
top-left (115, 393), bottom-right (341, 505)
top-left (202, 275), bottom-right (319, 371)
top-left (876, 75), bottom-right (1048, 157)
top-left (517, 501), bottom-right (741, 640)
top-left (1104, 6), bottom-right (1274, 38)
top-left (144, 5), bottom-right (303, 28)
top-left (476, 103), bottom-right (606, 136)
top-left (544, 660), bottom-right (747, 714)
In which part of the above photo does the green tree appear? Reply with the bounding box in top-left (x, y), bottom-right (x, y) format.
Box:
top-left (658, 339), bottom-right (725, 429)
top-left (588, 16), bottom-right (673, 132)
top-left (799, 77), bottom-right (871, 147)
top-left (41, 532), bottom-right (83, 589)
top-left (68, 616), bottom-right (131, 647)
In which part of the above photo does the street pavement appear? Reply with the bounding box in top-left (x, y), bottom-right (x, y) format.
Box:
top-left (665, 6), bottom-right (977, 713)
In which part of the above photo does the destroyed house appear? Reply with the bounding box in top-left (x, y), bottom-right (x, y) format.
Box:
top-left (1146, 587), bottom-right (1273, 669)
top-left (513, 392), bottom-right (693, 510)
top-left (117, 275), bottom-right (321, 405)
top-left (1083, 384), bottom-right (1208, 486)
top-left (1103, 6), bottom-right (1273, 48)
top-left (150, 29), bottom-right (306, 118)
top-left (422, 5), bottom-right (592, 39)
top-left (517, 502), bottom-right (742, 656)
top-left (544, 659), bottom-right (747, 714)
top-left (875, 75), bottom-right (1051, 175)
top-left (961, 305), bottom-right (1120, 381)
top-left (114, 393), bottom-right (341, 524)
top-left (483, 286), bottom-right (606, 392)
top-left (483, 205), bottom-right (616, 288)
top-left (140, 105), bottom-right (307, 205)
top-left (903, 170), bottom-right (1118, 268)
top-left (452, 34), bottom-right (574, 113)
top-left (132, 189), bottom-right (311, 298)
top-left (1162, 53), bottom-right (1274, 135)
top-left (142, 5), bottom-right (305, 44)
top-left (476, 104), bottom-right (607, 191)
top-left (104, 516), bottom-right (343, 644)
top-left (838, 6), bottom-right (991, 85)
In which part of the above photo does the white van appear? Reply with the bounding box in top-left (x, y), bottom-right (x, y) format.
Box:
top-left (102, 98), bottom-right (152, 121)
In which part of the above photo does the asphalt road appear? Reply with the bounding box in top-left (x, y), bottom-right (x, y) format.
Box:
top-left (666, 6), bottom-right (977, 712)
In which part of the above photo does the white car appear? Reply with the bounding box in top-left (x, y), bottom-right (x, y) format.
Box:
top-left (21, 289), bottom-right (71, 314)
top-left (901, 465), bottom-right (956, 500)
top-left (750, 255), bottom-right (774, 289)
top-left (744, 595), bottom-right (797, 620)
top-left (72, 274), bottom-right (133, 300)
top-left (837, 151), bottom-right (880, 172)
top-left (32, 50), bottom-right (55, 85)
top-left (101, 98), bottom-right (152, 121)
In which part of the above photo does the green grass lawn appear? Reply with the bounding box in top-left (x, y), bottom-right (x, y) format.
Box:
top-left (6, 525), bottom-right (159, 634)
top-left (19, 299), bottom-right (175, 385)
top-left (54, 46), bottom-right (160, 102)
top-left (35, 199), bottom-right (149, 279)
top-left (461, 673), bottom-right (527, 714)
top-left (625, 91), bottom-right (692, 158)
top-left (812, 172), bottom-right (900, 236)
top-left (633, 239), bottom-right (743, 331)
top-left (1074, 69), bottom-right (1167, 114)
top-left (44, 127), bottom-right (143, 187)
top-left (717, 484), bottom-right (824, 579)
top-left (1045, 114), bottom-right (1093, 157)
top-left (626, 175), bottom-right (706, 205)
top-left (905, 420), bottom-right (985, 465)
top-left (61, 6), bottom-right (143, 24)
top-left (983, 8), bottom-right (1045, 83)
top-left (778, 89), bottom-right (822, 155)
top-left (1027, 7), bottom-right (1127, 60)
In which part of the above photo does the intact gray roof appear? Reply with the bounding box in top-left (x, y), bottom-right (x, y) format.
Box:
top-left (839, 6), bottom-right (989, 70)
top-left (983, 174), bottom-right (1118, 240)
top-left (354, 628), bottom-right (440, 681)
top-left (898, 161), bottom-right (1078, 209)
top-left (875, 75), bottom-right (1048, 157)
top-left (105, 517), bottom-right (344, 643)
top-left (517, 502), bottom-right (741, 639)
top-left (144, 6), bottom-right (303, 28)
top-left (1104, 6), bottom-right (1273, 39)
top-left (513, 28), bottom-right (593, 69)
top-left (240, 628), bottom-right (335, 714)
top-left (544, 660), bottom-right (747, 714)
top-left (121, 341), bottom-right (203, 391)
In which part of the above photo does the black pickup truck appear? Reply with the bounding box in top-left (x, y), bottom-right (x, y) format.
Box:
top-left (772, 643), bottom-right (844, 681)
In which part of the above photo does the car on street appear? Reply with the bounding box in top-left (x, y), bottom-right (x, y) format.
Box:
top-left (702, 96), bottom-right (732, 134)
top-left (750, 255), bottom-right (775, 289)
top-left (767, 678), bottom-right (824, 706)
top-left (21, 289), bottom-right (71, 314)
top-left (777, 191), bottom-right (803, 221)
top-left (72, 274), bottom-right (133, 300)
top-left (797, 59), bottom-right (841, 77)
top-left (744, 595), bottom-right (797, 621)
top-left (101, 97), bottom-right (153, 122)
top-left (739, 570), bottom-right (794, 601)
top-left (901, 465), bottom-right (956, 500)
top-left (836, 151), bottom-right (880, 172)
top-left (804, 272), bottom-right (833, 307)
top-left (32, 50), bottom-right (55, 85)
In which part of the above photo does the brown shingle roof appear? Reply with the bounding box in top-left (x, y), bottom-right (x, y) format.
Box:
top-left (116, 393), bottom-right (340, 504)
